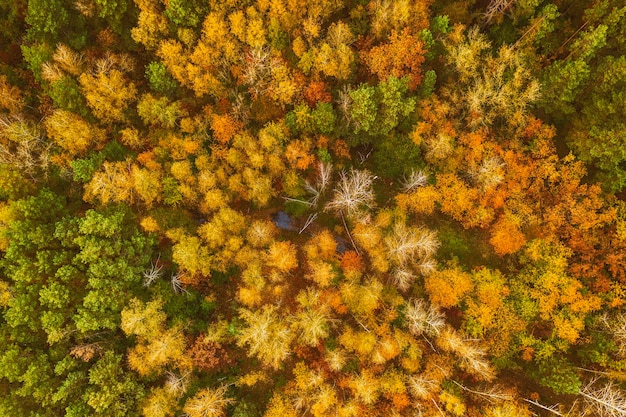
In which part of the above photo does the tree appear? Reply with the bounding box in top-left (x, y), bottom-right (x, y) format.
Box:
top-left (437, 327), bottom-right (496, 381)
top-left (237, 305), bottom-right (293, 369)
top-left (132, 2), bottom-right (169, 50)
top-left (368, 0), bottom-right (431, 39)
top-left (405, 298), bottom-right (446, 337)
top-left (344, 77), bottom-right (416, 143)
top-left (265, 241), bottom-right (298, 272)
top-left (463, 268), bottom-right (510, 337)
top-left (82, 351), bottom-right (145, 417)
top-left (146, 61), bottom-right (178, 94)
top-left (165, 0), bottom-right (206, 27)
top-left (514, 239), bottom-right (602, 345)
top-left (80, 68), bottom-right (137, 124)
top-left (535, 2), bottom-right (626, 190)
top-left (425, 265), bottom-right (474, 308)
top-left (44, 110), bottom-right (107, 157)
top-left (385, 222), bottom-right (439, 266)
top-left (92, 0), bottom-right (131, 34)
top-left (489, 215), bottom-right (526, 256)
top-left (326, 169), bottom-right (375, 220)
top-left (141, 387), bottom-right (179, 417)
top-left (84, 161), bottom-right (136, 205)
top-left (442, 27), bottom-right (540, 128)
top-left (293, 306), bottom-right (330, 347)
top-left (0, 115), bottom-right (52, 177)
top-left (0, 190), bottom-right (154, 415)
top-left (137, 93), bottom-right (186, 128)
top-left (364, 28), bottom-right (426, 90)
top-left (183, 386), bottom-right (233, 417)
top-left (121, 298), bottom-right (166, 340)
top-left (168, 231), bottom-right (213, 277)
top-left (25, 0), bottom-right (70, 43)
top-left (580, 379), bottom-right (626, 417)
top-left (0, 75), bottom-right (23, 114)
top-left (529, 355), bottom-right (581, 394)
top-left (47, 76), bottom-right (90, 116)
top-left (127, 327), bottom-right (186, 376)
top-left (344, 85), bottom-right (377, 135)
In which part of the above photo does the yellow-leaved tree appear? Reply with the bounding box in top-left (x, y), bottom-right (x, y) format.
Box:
top-left (121, 298), bottom-right (190, 377)
top-left (237, 305), bottom-right (293, 369)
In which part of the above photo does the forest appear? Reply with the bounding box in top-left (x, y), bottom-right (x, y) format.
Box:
top-left (0, 0), bottom-right (626, 416)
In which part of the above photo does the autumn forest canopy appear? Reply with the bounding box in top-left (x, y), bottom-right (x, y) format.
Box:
top-left (1, 0), bottom-right (626, 416)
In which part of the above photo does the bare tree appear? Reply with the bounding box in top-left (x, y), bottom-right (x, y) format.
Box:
top-left (242, 47), bottom-right (274, 97)
top-left (143, 255), bottom-right (164, 287)
top-left (336, 85), bottom-right (353, 125)
top-left (438, 327), bottom-right (495, 381)
top-left (391, 267), bottom-right (415, 291)
top-left (52, 43), bottom-right (85, 75)
top-left (485, 0), bottom-right (517, 25)
top-left (229, 92), bottom-right (250, 124)
top-left (385, 223), bottom-right (440, 266)
top-left (183, 385), bottom-right (234, 417)
top-left (405, 299), bottom-right (445, 337)
top-left (416, 258), bottom-right (438, 276)
top-left (580, 379), bottom-right (626, 417)
top-left (0, 115), bottom-right (52, 178)
top-left (325, 169), bottom-right (376, 219)
top-left (304, 162), bottom-right (332, 206)
top-left (402, 169), bottom-right (429, 192)
top-left (165, 370), bottom-right (190, 396)
top-left (468, 156), bottom-right (505, 189)
top-left (299, 213), bottom-right (318, 234)
top-left (452, 380), bottom-right (513, 403)
top-left (523, 398), bottom-right (566, 416)
top-left (171, 271), bottom-right (187, 294)
top-left (407, 374), bottom-right (439, 400)
top-left (601, 313), bottom-right (626, 357)
top-left (41, 62), bottom-right (65, 83)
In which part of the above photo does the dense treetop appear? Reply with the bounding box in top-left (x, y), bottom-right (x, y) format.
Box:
top-left (1, 0), bottom-right (626, 416)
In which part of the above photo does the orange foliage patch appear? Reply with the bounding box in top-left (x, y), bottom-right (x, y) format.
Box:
top-left (364, 28), bottom-right (426, 90)
top-left (210, 113), bottom-right (242, 144)
top-left (285, 139), bottom-right (315, 170)
top-left (341, 251), bottom-right (362, 273)
top-left (392, 393), bottom-right (410, 410)
top-left (332, 139), bottom-right (351, 159)
top-left (137, 151), bottom-right (162, 171)
top-left (324, 289), bottom-right (348, 314)
top-left (189, 337), bottom-right (233, 373)
top-left (489, 217), bottom-right (527, 256)
top-left (304, 81), bottom-right (332, 106)
top-left (425, 267), bottom-right (473, 308)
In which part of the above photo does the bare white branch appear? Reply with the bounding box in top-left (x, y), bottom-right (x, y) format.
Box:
top-left (406, 299), bottom-right (445, 337)
top-left (402, 170), bottom-right (429, 192)
top-left (299, 213), bottom-right (318, 234)
top-left (143, 255), bottom-right (163, 287)
top-left (452, 380), bottom-right (513, 403)
top-left (523, 398), bottom-right (565, 416)
top-left (325, 169), bottom-right (375, 219)
top-left (417, 258), bottom-right (438, 276)
top-left (391, 268), bottom-right (415, 291)
top-left (385, 223), bottom-right (440, 266)
top-left (407, 374), bottom-right (438, 400)
top-left (601, 313), bottom-right (626, 357)
top-left (468, 156), bottom-right (505, 189)
top-left (580, 379), bottom-right (626, 417)
top-left (171, 271), bottom-right (187, 294)
top-left (304, 162), bottom-right (333, 206)
top-left (485, 0), bottom-right (517, 24)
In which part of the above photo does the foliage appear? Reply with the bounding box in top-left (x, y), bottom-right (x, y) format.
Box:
top-left (2, 2), bottom-right (626, 416)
